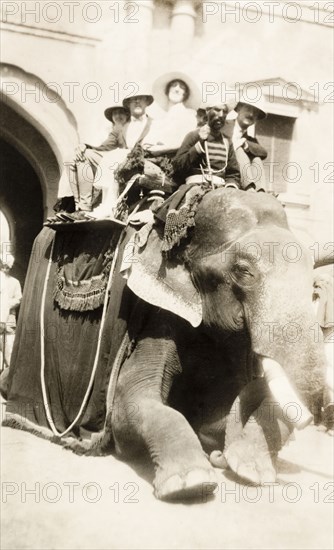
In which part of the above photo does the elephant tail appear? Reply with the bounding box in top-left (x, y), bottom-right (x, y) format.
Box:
top-left (61, 427), bottom-right (115, 457)
top-left (2, 413), bottom-right (114, 456)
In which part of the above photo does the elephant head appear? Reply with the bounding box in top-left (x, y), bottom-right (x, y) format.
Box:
top-left (125, 189), bottom-right (326, 423)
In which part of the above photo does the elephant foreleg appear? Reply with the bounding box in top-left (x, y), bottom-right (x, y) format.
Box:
top-left (222, 381), bottom-right (293, 485)
top-left (110, 325), bottom-right (217, 500)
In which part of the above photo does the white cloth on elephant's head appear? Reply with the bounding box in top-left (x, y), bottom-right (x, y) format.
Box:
top-left (120, 225), bottom-right (202, 328)
top-left (144, 103), bottom-right (197, 151)
top-left (120, 223), bottom-right (155, 279)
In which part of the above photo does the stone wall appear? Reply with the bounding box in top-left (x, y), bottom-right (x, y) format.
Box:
top-left (0, 0), bottom-right (332, 255)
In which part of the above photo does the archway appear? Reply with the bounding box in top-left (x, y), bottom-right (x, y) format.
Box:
top-left (0, 63), bottom-right (78, 169)
top-left (0, 63), bottom-right (79, 215)
top-left (0, 63), bottom-right (79, 284)
top-left (0, 139), bottom-right (44, 286)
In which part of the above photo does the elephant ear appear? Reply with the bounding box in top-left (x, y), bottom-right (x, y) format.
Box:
top-left (120, 225), bottom-right (202, 327)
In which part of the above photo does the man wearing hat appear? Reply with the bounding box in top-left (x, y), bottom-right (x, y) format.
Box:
top-left (94, 91), bottom-right (154, 152)
top-left (173, 104), bottom-right (241, 188)
top-left (87, 90), bottom-right (155, 217)
top-left (224, 101), bottom-right (268, 192)
top-left (60, 91), bottom-right (153, 214)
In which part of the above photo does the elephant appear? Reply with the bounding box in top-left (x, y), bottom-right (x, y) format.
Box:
top-left (3, 188), bottom-right (327, 501)
top-left (60, 188), bottom-right (325, 500)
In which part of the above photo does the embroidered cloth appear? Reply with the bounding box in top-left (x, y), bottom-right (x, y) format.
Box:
top-left (53, 229), bottom-right (120, 312)
top-left (155, 183), bottom-right (211, 254)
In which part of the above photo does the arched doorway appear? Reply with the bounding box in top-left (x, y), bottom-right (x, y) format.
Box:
top-left (0, 139), bottom-right (44, 286)
top-left (0, 63), bottom-right (79, 283)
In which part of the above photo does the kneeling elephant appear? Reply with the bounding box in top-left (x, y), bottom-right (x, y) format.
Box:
top-left (65, 188), bottom-right (326, 500)
top-left (5, 189), bottom-right (325, 499)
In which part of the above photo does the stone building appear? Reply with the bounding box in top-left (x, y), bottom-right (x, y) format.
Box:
top-left (0, 0), bottom-right (333, 283)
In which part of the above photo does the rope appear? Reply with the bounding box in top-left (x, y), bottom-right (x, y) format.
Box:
top-left (202, 139), bottom-right (229, 188)
top-left (40, 233), bottom-right (121, 438)
top-left (204, 141), bottom-right (214, 188)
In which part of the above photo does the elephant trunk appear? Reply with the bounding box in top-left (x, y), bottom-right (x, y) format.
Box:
top-left (247, 275), bottom-right (327, 427)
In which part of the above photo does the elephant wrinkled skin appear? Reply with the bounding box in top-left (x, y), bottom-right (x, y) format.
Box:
top-left (66, 189), bottom-right (326, 500)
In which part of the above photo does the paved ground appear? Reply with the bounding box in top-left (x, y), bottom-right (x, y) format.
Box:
top-left (1, 403), bottom-right (333, 550)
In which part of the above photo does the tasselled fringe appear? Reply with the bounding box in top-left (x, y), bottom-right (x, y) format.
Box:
top-left (53, 274), bottom-right (107, 312)
top-left (162, 187), bottom-right (208, 253)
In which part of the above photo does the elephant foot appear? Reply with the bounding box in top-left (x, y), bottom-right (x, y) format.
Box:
top-left (154, 468), bottom-right (217, 501)
top-left (223, 418), bottom-right (277, 485)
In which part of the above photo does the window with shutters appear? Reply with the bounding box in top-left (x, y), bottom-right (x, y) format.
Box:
top-left (255, 114), bottom-right (296, 194)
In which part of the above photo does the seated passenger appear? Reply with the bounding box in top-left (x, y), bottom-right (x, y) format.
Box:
top-left (90, 92), bottom-right (154, 217)
top-left (173, 104), bottom-right (241, 189)
top-left (98, 91), bottom-right (154, 152)
top-left (224, 101), bottom-right (268, 192)
top-left (117, 105), bottom-right (241, 229)
top-left (56, 104), bottom-right (129, 214)
top-left (104, 104), bottom-right (130, 129)
top-left (145, 72), bottom-right (199, 153)
top-left (58, 91), bottom-right (153, 215)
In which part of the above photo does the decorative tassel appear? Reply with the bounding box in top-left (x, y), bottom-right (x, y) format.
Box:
top-left (54, 272), bottom-right (108, 312)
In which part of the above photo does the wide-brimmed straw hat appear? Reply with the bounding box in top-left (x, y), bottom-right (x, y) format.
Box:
top-left (122, 82), bottom-right (154, 108)
top-left (234, 100), bottom-right (267, 120)
top-left (152, 71), bottom-right (201, 111)
top-left (104, 104), bottom-right (130, 122)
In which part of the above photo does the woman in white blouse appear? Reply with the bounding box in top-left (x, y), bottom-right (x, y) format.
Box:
top-left (145, 72), bottom-right (200, 152)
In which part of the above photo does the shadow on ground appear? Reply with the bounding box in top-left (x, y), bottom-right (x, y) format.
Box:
top-left (1, 413), bottom-right (333, 550)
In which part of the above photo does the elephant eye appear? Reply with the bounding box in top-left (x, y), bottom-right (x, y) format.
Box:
top-left (234, 264), bottom-right (251, 275)
top-left (232, 263), bottom-right (254, 281)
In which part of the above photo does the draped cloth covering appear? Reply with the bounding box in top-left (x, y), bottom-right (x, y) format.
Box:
top-left (53, 230), bottom-right (116, 312)
top-left (4, 188), bottom-right (222, 437)
top-left (4, 226), bottom-right (137, 436)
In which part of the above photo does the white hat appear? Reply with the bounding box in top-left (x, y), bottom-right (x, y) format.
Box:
top-left (122, 81), bottom-right (154, 108)
top-left (234, 100), bottom-right (267, 120)
top-left (152, 72), bottom-right (201, 111)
